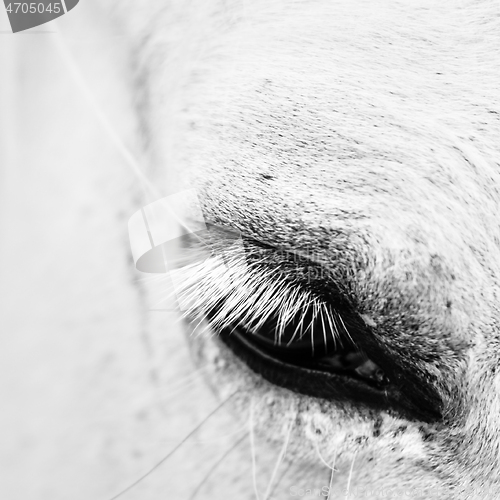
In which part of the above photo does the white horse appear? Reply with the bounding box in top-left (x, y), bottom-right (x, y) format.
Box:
top-left (1, 1), bottom-right (500, 498)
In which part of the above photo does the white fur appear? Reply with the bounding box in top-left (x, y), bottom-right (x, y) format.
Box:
top-left (3, 0), bottom-right (500, 498)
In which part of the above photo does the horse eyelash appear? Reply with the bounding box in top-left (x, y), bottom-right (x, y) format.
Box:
top-left (168, 242), bottom-right (346, 348)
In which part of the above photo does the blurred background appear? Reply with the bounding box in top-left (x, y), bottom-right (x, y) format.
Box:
top-left (0, 3), bottom-right (252, 499)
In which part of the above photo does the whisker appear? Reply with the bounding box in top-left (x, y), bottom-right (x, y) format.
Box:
top-left (266, 457), bottom-right (296, 500)
top-left (107, 390), bottom-right (239, 500)
top-left (188, 431), bottom-right (248, 500)
top-left (344, 450), bottom-right (358, 500)
top-left (157, 371), bottom-right (206, 401)
top-left (249, 397), bottom-right (262, 500)
top-left (151, 423), bottom-right (248, 445)
top-left (159, 366), bottom-right (207, 393)
top-left (314, 440), bottom-right (338, 473)
top-left (52, 30), bottom-right (213, 248)
top-left (263, 412), bottom-right (296, 500)
top-left (51, 28), bottom-right (159, 202)
top-left (326, 464), bottom-right (336, 500)
top-left (188, 423), bottom-right (248, 444)
top-left (314, 444), bottom-right (338, 500)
